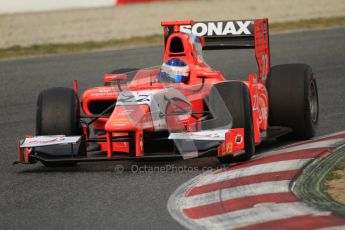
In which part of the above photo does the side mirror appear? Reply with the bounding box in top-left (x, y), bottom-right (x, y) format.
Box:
top-left (103, 74), bottom-right (128, 91)
top-left (197, 72), bottom-right (219, 79)
top-left (103, 74), bottom-right (128, 84)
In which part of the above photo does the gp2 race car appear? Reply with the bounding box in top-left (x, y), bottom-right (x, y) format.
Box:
top-left (16, 19), bottom-right (318, 166)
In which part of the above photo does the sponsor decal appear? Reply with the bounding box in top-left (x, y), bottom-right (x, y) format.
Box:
top-left (169, 129), bottom-right (227, 141)
top-left (117, 109), bottom-right (135, 116)
top-left (91, 89), bottom-right (116, 97)
top-left (20, 136), bottom-right (81, 148)
top-left (218, 140), bottom-right (233, 156)
top-left (260, 131), bottom-right (267, 138)
top-left (250, 74), bottom-right (259, 112)
top-left (253, 93), bottom-right (259, 111)
top-left (263, 21), bottom-right (268, 40)
top-left (261, 54), bottom-right (269, 81)
top-left (116, 90), bottom-right (157, 105)
top-left (180, 21), bottom-right (253, 37)
top-left (235, 134), bottom-right (243, 144)
top-left (186, 133), bottom-right (220, 138)
top-left (225, 141), bottom-right (233, 153)
top-left (117, 94), bottom-right (150, 103)
top-left (28, 137), bottom-right (66, 145)
top-left (140, 137), bottom-right (143, 150)
top-left (259, 107), bottom-right (268, 124)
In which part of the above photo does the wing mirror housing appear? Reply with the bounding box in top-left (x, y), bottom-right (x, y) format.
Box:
top-left (104, 74), bottom-right (128, 83)
top-left (103, 74), bottom-right (128, 91)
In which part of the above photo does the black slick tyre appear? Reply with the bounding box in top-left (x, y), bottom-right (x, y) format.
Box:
top-left (36, 87), bottom-right (82, 166)
top-left (206, 81), bottom-right (255, 163)
top-left (267, 64), bottom-right (318, 139)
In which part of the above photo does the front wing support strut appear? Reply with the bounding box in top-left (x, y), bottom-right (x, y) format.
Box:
top-left (106, 130), bottom-right (144, 158)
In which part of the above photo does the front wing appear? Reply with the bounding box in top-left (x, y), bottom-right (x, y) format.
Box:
top-left (15, 128), bottom-right (245, 165)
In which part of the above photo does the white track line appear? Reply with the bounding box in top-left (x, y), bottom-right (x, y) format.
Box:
top-left (195, 159), bottom-right (310, 187)
top-left (195, 202), bottom-right (330, 230)
top-left (182, 180), bottom-right (290, 209)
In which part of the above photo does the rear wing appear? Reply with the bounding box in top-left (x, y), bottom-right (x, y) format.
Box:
top-left (162, 19), bottom-right (270, 81)
top-left (182, 20), bottom-right (255, 50)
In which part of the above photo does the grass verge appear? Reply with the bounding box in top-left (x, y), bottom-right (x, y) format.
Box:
top-left (1, 16), bottom-right (345, 60)
top-left (292, 145), bottom-right (345, 216)
top-left (323, 158), bottom-right (345, 205)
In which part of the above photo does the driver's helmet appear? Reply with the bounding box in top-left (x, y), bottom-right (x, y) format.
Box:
top-left (158, 58), bottom-right (190, 83)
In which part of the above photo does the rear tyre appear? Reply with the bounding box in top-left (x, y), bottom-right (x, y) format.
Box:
top-left (267, 64), bottom-right (318, 139)
top-left (36, 87), bottom-right (82, 167)
top-left (206, 82), bottom-right (255, 163)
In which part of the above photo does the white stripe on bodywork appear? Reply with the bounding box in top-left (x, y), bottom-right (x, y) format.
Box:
top-left (195, 159), bottom-right (311, 187)
top-left (195, 202), bottom-right (330, 230)
top-left (182, 180), bottom-right (290, 209)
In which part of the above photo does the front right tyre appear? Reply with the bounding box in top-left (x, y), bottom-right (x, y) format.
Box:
top-left (206, 81), bottom-right (255, 163)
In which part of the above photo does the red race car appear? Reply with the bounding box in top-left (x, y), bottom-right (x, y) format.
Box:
top-left (16, 19), bottom-right (318, 166)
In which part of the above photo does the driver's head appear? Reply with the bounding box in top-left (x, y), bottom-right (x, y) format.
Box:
top-left (158, 58), bottom-right (190, 83)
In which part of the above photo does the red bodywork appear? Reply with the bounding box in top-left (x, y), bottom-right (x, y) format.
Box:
top-left (80, 19), bottom-right (270, 158)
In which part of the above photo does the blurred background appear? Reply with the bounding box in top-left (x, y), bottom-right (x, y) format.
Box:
top-left (0, 0), bottom-right (344, 55)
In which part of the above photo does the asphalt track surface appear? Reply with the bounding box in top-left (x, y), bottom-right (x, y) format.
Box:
top-left (0, 27), bottom-right (344, 230)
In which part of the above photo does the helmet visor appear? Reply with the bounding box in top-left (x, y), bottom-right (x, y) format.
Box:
top-left (158, 71), bottom-right (184, 83)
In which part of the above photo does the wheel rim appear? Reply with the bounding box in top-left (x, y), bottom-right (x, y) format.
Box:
top-left (309, 80), bottom-right (318, 123)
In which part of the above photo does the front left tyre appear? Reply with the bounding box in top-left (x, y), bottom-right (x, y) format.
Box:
top-left (36, 87), bottom-right (82, 136)
top-left (36, 87), bottom-right (82, 166)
